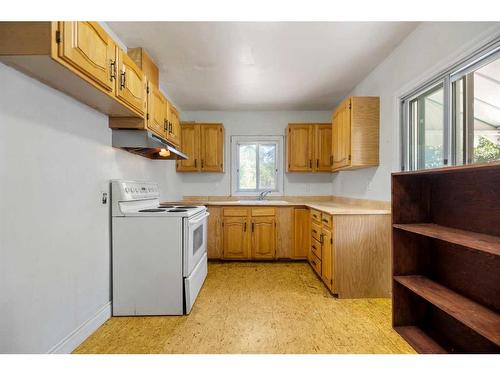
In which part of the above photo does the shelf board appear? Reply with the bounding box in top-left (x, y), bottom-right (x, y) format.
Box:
top-left (394, 326), bottom-right (447, 354)
top-left (394, 275), bottom-right (500, 346)
top-left (393, 223), bottom-right (500, 257)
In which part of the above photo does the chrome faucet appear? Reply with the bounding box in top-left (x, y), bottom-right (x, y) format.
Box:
top-left (257, 189), bottom-right (273, 200)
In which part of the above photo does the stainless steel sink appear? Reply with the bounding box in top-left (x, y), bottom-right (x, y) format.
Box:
top-left (235, 200), bottom-right (289, 205)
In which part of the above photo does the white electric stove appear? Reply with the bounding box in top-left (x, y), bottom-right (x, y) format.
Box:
top-left (111, 180), bottom-right (209, 315)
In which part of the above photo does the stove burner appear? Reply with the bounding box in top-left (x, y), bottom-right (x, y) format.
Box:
top-left (168, 209), bottom-right (188, 212)
top-left (158, 205), bottom-right (175, 208)
top-left (139, 209), bottom-right (166, 212)
top-left (175, 206), bottom-right (198, 209)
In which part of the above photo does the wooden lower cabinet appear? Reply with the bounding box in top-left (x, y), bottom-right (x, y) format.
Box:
top-left (222, 216), bottom-right (249, 259)
top-left (308, 210), bottom-right (391, 298)
top-left (251, 217), bottom-right (276, 259)
top-left (293, 208), bottom-right (310, 259)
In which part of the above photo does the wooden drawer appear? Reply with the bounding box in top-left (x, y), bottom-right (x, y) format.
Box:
top-left (309, 252), bottom-right (321, 275)
top-left (310, 209), bottom-right (321, 223)
top-left (321, 213), bottom-right (333, 229)
top-left (311, 238), bottom-right (322, 259)
top-left (223, 207), bottom-right (249, 217)
top-left (251, 207), bottom-right (275, 217)
top-left (311, 222), bottom-right (322, 241)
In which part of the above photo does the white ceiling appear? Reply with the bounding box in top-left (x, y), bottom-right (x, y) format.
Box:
top-left (107, 22), bottom-right (419, 111)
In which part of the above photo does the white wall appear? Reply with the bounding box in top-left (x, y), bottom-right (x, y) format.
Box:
top-left (180, 111), bottom-right (333, 196)
top-left (331, 22), bottom-right (500, 202)
top-left (0, 63), bottom-right (181, 353)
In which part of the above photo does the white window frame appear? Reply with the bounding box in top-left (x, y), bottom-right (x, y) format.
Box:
top-left (401, 37), bottom-right (500, 171)
top-left (231, 135), bottom-right (284, 196)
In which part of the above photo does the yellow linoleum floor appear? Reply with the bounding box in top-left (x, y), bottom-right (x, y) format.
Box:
top-left (74, 262), bottom-right (415, 354)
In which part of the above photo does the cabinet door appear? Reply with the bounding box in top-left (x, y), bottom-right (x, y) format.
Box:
top-left (321, 228), bottom-right (334, 292)
top-left (293, 208), bottom-right (310, 259)
top-left (332, 100), bottom-right (351, 170)
top-left (251, 217), bottom-right (276, 259)
top-left (146, 83), bottom-right (166, 138)
top-left (200, 124), bottom-right (224, 172)
top-left (59, 22), bottom-right (116, 93)
top-left (222, 217), bottom-right (249, 259)
top-left (176, 124), bottom-right (200, 172)
top-left (168, 105), bottom-right (181, 147)
top-left (287, 124), bottom-right (313, 171)
top-left (314, 124), bottom-right (332, 172)
top-left (116, 48), bottom-right (146, 115)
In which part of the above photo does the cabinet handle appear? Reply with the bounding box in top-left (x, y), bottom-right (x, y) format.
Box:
top-left (194, 159), bottom-right (197, 168)
top-left (322, 218), bottom-right (328, 223)
top-left (201, 159), bottom-right (204, 168)
top-left (316, 159), bottom-right (319, 168)
top-left (251, 222), bottom-right (255, 232)
top-left (311, 260), bottom-right (316, 266)
top-left (120, 71), bottom-right (126, 89)
top-left (320, 233), bottom-right (324, 244)
top-left (244, 222), bottom-right (247, 232)
top-left (312, 245), bottom-right (317, 250)
top-left (309, 159), bottom-right (312, 168)
top-left (312, 229), bottom-right (317, 234)
top-left (110, 60), bottom-right (116, 82)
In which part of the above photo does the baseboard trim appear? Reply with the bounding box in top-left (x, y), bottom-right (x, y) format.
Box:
top-left (48, 301), bottom-right (111, 354)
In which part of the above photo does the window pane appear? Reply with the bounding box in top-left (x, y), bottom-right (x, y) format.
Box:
top-left (238, 144), bottom-right (257, 190)
top-left (410, 85), bottom-right (445, 169)
top-left (453, 78), bottom-right (465, 165)
top-left (471, 57), bottom-right (500, 164)
top-left (258, 144), bottom-right (276, 190)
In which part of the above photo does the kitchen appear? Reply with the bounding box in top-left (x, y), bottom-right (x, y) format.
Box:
top-left (0, 3), bottom-right (499, 372)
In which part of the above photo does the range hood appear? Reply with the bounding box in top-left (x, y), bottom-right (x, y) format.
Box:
top-left (112, 129), bottom-right (188, 160)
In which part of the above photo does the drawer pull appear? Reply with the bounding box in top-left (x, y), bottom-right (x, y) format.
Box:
top-left (312, 229), bottom-right (317, 234)
top-left (312, 245), bottom-right (317, 250)
top-left (322, 218), bottom-right (329, 223)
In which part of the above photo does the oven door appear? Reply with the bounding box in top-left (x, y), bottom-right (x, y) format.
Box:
top-left (183, 210), bottom-right (209, 276)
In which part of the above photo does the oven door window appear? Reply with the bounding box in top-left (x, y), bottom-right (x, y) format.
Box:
top-left (192, 224), bottom-right (204, 256)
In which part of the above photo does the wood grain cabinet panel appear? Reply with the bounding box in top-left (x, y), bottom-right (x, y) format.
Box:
top-left (146, 83), bottom-right (166, 138)
top-left (332, 96), bottom-right (379, 172)
top-left (176, 124), bottom-right (200, 172)
top-left (115, 48), bottom-right (146, 115)
top-left (293, 208), bottom-right (310, 259)
top-left (287, 123), bottom-right (332, 172)
top-left (287, 124), bottom-right (313, 171)
top-left (251, 217), bottom-right (276, 259)
top-left (315, 124), bottom-right (333, 171)
top-left (59, 21), bottom-right (116, 93)
top-left (321, 228), bottom-right (334, 292)
top-left (177, 123), bottom-right (224, 172)
top-left (222, 217), bottom-right (249, 260)
top-left (207, 207), bottom-right (222, 259)
top-left (200, 124), bottom-right (224, 172)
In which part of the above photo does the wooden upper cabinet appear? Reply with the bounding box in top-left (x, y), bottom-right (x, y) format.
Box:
top-left (116, 48), bottom-right (146, 116)
top-left (58, 22), bottom-right (116, 93)
top-left (201, 124), bottom-right (224, 172)
top-left (127, 47), bottom-right (159, 87)
top-left (251, 217), bottom-right (276, 259)
top-left (166, 103), bottom-right (181, 147)
top-left (315, 124), bottom-right (333, 171)
top-left (177, 123), bottom-right (224, 173)
top-left (177, 124), bottom-right (200, 171)
top-left (287, 124), bottom-right (313, 172)
top-left (222, 217), bottom-right (249, 260)
top-left (332, 96), bottom-right (379, 172)
top-left (287, 123), bottom-right (332, 172)
top-left (146, 83), bottom-right (166, 138)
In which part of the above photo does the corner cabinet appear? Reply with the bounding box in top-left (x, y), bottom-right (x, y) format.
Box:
top-left (332, 96), bottom-right (379, 171)
top-left (286, 123), bottom-right (332, 172)
top-left (177, 123), bottom-right (224, 173)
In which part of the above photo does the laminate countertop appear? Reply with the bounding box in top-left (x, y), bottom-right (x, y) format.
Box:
top-left (162, 200), bottom-right (391, 216)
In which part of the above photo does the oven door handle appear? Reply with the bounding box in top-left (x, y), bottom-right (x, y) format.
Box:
top-left (189, 212), bottom-right (210, 226)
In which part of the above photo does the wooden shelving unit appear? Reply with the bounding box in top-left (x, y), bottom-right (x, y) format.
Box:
top-left (392, 161), bottom-right (500, 354)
